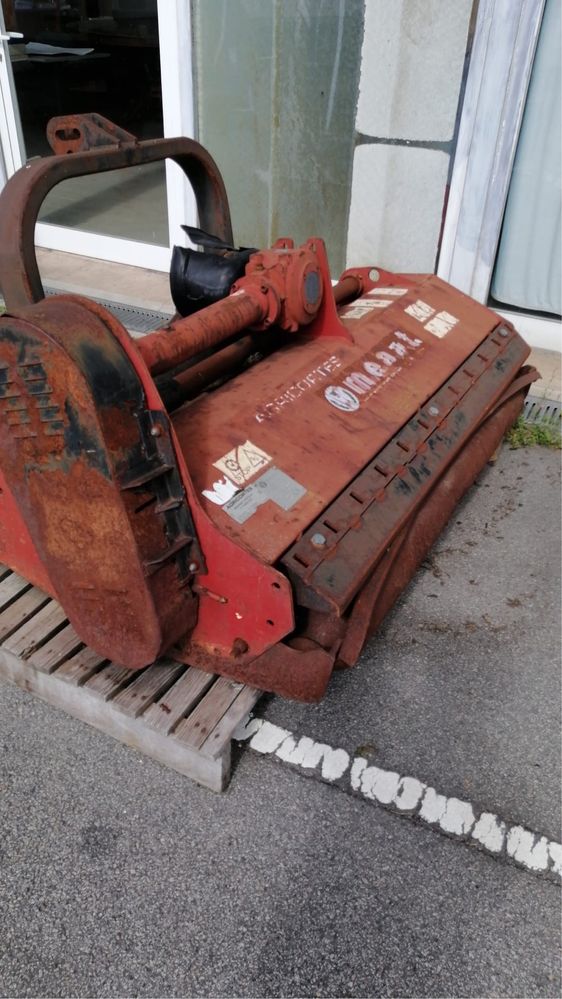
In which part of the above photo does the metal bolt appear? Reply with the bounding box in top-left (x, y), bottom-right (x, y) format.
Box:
top-left (429, 406), bottom-right (439, 416)
top-left (150, 425), bottom-right (161, 437)
top-left (499, 327), bottom-right (510, 337)
top-left (311, 532), bottom-right (327, 547)
top-left (188, 562), bottom-right (199, 573)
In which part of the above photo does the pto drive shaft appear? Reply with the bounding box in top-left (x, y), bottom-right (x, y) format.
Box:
top-left (137, 240), bottom-right (325, 376)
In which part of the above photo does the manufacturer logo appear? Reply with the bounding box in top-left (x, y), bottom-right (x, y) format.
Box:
top-left (324, 385), bottom-right (361, 412)
top-left (323, 330), bottom-right (424, 415)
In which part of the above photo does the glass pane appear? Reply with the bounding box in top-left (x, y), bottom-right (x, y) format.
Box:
top-left (2, 0), bottom-right (167, 246)
top-left (193, 0), bottom-right (364, 275)
top-left (491, 0), bottom-right (561, 317)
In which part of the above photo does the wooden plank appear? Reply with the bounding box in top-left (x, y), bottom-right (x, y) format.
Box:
top-left (84, 662), bottom-right (137, 702)
top-left (200, 684), bottom-right (261, 759)
top-left (0, 571), bottom-right (30, 612)
top-left (3, 601), bottom-right (68, 658)
top-left (112, 662), bottom-right (185, 719)
top-left (0, 573), bottom-right (261, 792)
top-left (55, 646), bottom-right (107, 686)
top-left (143, 667), bottom-right (216, 735)
top-left (0, 588), bottom-right (49, 643)
top-left (174, 676), bottom-right (245, 750)
top-left (0, 643), bottom-right (228, 792)
top-left (26, 623), bottom-right (82, 674)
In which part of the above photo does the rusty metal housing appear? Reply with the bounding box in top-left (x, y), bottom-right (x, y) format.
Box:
top-left (0, 116), bottom-right (538, 701)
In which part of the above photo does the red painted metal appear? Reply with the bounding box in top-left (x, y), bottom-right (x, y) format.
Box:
top-left (138, 238), bottom-right (349, 377)
top-left (0, 466), bottom-right (54, 593)
top-left (0, 115), bottom-right (539, 701)
top-left (47, 113), bottom-right (137, 155)
top-left (138, 289), bottom-right (267, 376)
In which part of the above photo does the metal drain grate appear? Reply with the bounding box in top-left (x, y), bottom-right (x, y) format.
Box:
top-left (523, 395), bottom-right (561, 425)
top-left (45, 287), bottom-right (172, 334)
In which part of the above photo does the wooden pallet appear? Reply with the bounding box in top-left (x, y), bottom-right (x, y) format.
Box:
top-left (0, 566), bottom-right (261, 791)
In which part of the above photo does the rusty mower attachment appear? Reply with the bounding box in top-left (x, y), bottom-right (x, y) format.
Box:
top-left (0, 116), bottom-right (538, 701)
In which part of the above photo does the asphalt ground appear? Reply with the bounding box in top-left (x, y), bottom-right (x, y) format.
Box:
top-left (0, 444), bottom-right (560, 998)
top-left (264, 445), bottom-right (562, 842)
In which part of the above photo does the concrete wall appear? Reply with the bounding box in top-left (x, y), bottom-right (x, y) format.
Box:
top-left (346, 0), bottom-right (474, 273)
top-left (194, 0), bottom-right (474, 277)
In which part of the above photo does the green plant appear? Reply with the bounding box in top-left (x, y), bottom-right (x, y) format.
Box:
top-left (505, 415), bottom-right (561, 449)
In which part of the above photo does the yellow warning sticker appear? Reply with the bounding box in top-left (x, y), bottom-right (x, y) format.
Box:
top-left (213, 440), bottom-right (272, 487)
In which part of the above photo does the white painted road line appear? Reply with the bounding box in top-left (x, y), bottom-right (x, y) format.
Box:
top-left (234, 717), bottom-right (561, 881)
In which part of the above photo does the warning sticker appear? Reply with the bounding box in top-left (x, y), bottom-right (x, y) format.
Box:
top-left (424, 310), bottom-right (459, 338)
top-left (368, 287), bottom-right (408, 297)
top-left (223, 467), bottom-right (306, 524)
top-left (213, 440), bottom-right (272, 487)
top-left (405, 299), bottom-right (435, 323)
top-left (202, 476), bottom-right (239, 507)
top-left (342, 298), bottom-right (393, 321)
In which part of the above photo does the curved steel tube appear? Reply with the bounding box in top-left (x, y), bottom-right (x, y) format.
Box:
top-left (0, 136), bottom-right (233, 311)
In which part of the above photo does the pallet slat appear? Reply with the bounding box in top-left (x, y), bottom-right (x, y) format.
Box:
top-left (0, 571), bottom-right (30, 612)
top-left (112, 662), bottom-right (185, 718)
top-left (0, 576), bottom-right (262, 791)
top-left (175, 676), bottom-right (245, 750)
top-left (4, 601), bottom-right (68, 658)
top-left (27, 623), bottom-right (83, 674)
top-left (201, 684), bottom-right (260, 759)
top-left (0, 588), bottom-right (49, 642)
top-left (143, 667), bottom-right (216, 735)
top-left (84, 662), bottom-right (136, 701)
top-left (54, 646), bottom-right (106, 686)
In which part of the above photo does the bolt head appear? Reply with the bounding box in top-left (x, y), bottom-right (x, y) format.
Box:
top-left (499, 327), bottom-right (510, 337)
top-left (311, 532), bottom-right (327, 547)
top-left (150, 425), bottom-right (161, 437)
top-left (188, 562), bottom-right (199, 573)
top-left (232, 637), bottom-right (249, 657)
top-left (429, 406), bottom-right (439, 417)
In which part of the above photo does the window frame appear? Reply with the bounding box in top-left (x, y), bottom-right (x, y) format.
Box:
top-left (437, 0), bottom-right (559, 350)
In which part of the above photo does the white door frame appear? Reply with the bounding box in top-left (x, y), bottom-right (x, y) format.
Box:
top-left (438, 0), bottom-right (560, 351)
top-left (0, 7), bottom-right (24, 179)
top-left (158, 0), bottom-right (197, 252)
top-left (0, 0), bottom-right (196, 274)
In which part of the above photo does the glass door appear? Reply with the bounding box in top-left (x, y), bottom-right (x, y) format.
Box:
top-left (0, 0), bottom-right (195, 272)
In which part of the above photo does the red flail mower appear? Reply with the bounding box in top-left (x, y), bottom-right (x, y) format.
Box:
top-left (0, 115), bottom-right (538, 701)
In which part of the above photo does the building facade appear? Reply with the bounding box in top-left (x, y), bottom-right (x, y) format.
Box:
top-left (0, 0), bottom-right (559, 349)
